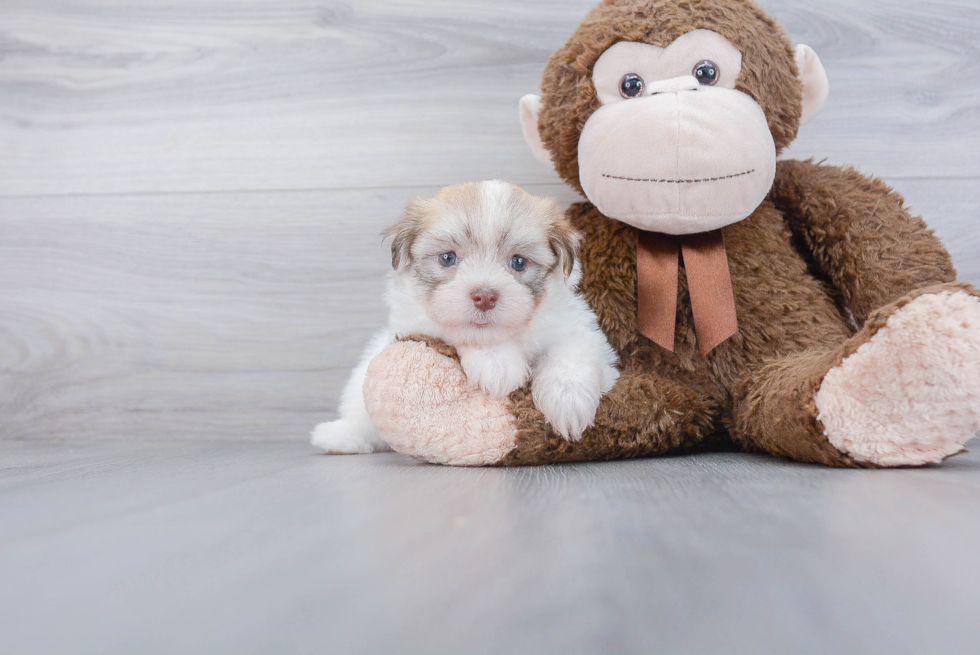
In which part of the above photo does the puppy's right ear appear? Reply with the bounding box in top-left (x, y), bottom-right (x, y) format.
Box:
top-left (383, 200), bottom-right (425, 270)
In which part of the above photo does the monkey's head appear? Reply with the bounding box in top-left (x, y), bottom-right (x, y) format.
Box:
top-left (520, 0), bottom-right (829, 235)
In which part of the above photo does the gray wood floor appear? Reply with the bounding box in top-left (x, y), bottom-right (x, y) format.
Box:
top-left (3, 440), bottom-right (980, 654)
top-left (1, 1), bottom-right (979, 653)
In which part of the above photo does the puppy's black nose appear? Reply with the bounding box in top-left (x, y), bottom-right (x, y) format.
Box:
top-left (471, 289), bottom-right (499, 312)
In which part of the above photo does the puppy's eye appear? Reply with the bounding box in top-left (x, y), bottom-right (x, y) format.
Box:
top-left (693, 60), bottom-right (720, 86)
top-left (439, 252), bottom-right (457, 267)
top-left (510, 255), bottom-right (528, 272)
top-left (619, 74), bottom-right (645, 99)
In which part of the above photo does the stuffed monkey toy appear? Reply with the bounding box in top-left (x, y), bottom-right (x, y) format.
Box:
top-left (361, 0), bottom-right (980, 467)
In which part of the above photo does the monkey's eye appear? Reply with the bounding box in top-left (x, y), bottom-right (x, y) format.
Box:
top-left (510, 255), bottom-right (528, 272)
top-left (439, 252), bottom-right (457, 267)
top-left (619, 74), bottom-right (645, 99)
top-left (693, 60), bottom-right (720, 86)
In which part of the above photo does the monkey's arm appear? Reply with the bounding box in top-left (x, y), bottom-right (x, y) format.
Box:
top-left (503, 368), bottom-right (718, 465)
top-left (362, 337), bottom-right (718, 466)
top-left (770, 159), bottom-right (956, 324)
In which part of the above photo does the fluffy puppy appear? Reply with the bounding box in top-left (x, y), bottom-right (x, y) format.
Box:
top-left (311, 180), bottom-right (619, 454)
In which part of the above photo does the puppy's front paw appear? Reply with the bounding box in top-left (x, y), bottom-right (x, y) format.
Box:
top-left (458, 344), bottom-right (530, 398)
top-left (531, 376), bottom-right (602, 442)
top-left (311, 420), bottom-right (388, 455)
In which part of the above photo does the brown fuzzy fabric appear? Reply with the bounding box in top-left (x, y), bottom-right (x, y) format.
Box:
top-left (539, 0), bottom-right (803, 194)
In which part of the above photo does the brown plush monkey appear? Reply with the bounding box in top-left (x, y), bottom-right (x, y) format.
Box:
top-left (362, 0), bottom-right (980, 468)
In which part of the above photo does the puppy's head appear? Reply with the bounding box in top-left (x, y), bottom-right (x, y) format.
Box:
top-left (385, 180), bottom-right (579, 347)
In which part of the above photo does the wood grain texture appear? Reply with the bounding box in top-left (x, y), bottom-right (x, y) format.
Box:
top-left (2, 440), bottom-right (980, 654)
top-left (0, 0), bottom-right (978, 197)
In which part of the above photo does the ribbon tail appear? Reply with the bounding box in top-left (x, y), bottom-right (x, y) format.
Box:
top-left (682, 230), bottom-right (738, 356)
top-left (636, 231), bottom-right (679, 352)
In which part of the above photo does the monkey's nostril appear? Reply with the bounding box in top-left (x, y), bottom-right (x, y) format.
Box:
top-left (471, 288), bottom-right (499, 312)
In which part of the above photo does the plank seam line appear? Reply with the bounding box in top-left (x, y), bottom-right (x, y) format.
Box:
top-left (0, 177), bottom-right (975, 201)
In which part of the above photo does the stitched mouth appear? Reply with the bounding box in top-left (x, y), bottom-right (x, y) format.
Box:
top-left (602, 169), bottom-right (755, 184)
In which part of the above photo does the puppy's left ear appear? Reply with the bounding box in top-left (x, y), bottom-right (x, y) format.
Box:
top-left (547, 207), bottom-right (581, 278)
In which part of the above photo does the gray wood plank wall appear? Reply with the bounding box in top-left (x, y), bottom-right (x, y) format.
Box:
top-left (1, 0), bottom-right (978, 442)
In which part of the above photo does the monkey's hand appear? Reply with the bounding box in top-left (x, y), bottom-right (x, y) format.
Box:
top-left (362, 336), bottom-right (519, 466)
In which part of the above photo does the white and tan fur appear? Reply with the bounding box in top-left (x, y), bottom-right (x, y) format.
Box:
top-left (312, 180), bottom-right (619, 454)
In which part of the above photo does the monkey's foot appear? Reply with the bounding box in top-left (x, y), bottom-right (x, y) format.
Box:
top-left (363, 339), bottom-right (518, 466)
top-left (816, 290), bottom-right (980, 466)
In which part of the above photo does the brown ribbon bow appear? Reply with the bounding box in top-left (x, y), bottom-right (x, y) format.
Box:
top-left (636, 229), bottom-right (738, 356)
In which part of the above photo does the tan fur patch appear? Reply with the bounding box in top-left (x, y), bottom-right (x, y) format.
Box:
top-left (430, 181), bottom-right (483, 222)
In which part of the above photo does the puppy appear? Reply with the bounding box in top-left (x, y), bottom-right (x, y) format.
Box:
top-left (311, 180), bottom-right (619, 455)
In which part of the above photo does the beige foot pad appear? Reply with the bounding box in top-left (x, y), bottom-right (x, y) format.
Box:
top-left (816, 291), bottom-right (980, 466)
top-left (363, 340), bottom-right (518, 466)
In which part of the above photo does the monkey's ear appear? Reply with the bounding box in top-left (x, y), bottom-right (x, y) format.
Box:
top-left (796, 45), bottom-right (830, 126)
top-left (519, 94), bottom-right (554, 168)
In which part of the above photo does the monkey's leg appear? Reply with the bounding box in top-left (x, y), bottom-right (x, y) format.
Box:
top-left (731, 283), bottom-right (980, 468)
top-left (363, 337), bottom-right (718, 467)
